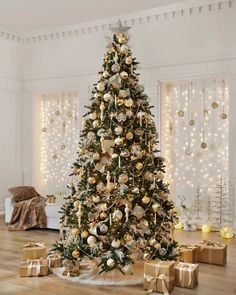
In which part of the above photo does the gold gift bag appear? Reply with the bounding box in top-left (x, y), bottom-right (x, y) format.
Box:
top-left (22, 241), bottom-right (46, 260)
top-left (144, 260), bottom-right (175, 294)
top-left (179, 245), bottom-right (197, 263)
top-left (47, 253), bottom-right (62, 268)
top-left (19, 258), bottom-right (48, 277)
top-left (174, 262), bottom-right (199, 289)
top-left (196, 240), bottom-right (227, 265)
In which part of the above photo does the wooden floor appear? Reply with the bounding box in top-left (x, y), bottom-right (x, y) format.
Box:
top-left (0, 215), bottom-right (235, 295)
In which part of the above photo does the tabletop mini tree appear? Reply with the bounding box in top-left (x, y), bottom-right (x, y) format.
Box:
top-left (53, 21), bottom-right (178, 274)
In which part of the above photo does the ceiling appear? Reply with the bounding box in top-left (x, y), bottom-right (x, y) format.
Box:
top-left (0, 0), bottom-right (184, 33)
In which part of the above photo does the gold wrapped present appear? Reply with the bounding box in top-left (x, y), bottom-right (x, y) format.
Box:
top-left (196, 240), bottom-right (227, 265)
top-left (47, 253), bottom-right (62, 268)
top-left (22, 241), bottom-right (46, 260)
top-left (62, 269), bottom-right (80, 277)
top-left (174, 262), bottom-right (199, 289)
top-left (144, 260), bottom-right (175, 294)
top-left (19, 258), bottom-right (48, 277)
top-left (179, 245), bottom-right (197, 263)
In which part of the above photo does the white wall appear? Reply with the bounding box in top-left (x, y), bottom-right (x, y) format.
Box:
top-left (0, 0), bottom-right (235, 226)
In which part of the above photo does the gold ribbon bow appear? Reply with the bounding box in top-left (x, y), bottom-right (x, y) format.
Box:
top-left (201, 240), bottom-right (222, 247)
top-left (23, 241), bottom-right (45, 248)
top-left (26, 259), bottom-right (42, 276)
top-left (178, 262), bottom-right (196, 286)
top-left (179, 244), bottom-right (195, 249)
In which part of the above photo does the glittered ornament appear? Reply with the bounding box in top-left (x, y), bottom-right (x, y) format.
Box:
top-left (212, 102), bottom-right (219, 109)
top-left (109, 73), bottom-right (121, 89)
top-left (41, 127), bottom-right (47, 132)
top-left (124, 98), bottom-right (133, 107)
top-left (114, 136), bottom-right (123, 146)
top-left (103, 70), bottom-right (109, 78)
top-left (201, 142), bottom-right (207, 149)
top-left (87, 131), bottom-right (96, 141)
top-left (103, 93), bottom-right (112, 102)
top-left (106, 182), bottom-right (115, 191)
top-left (100, 224), bottom-right (108, 233)
top-left (90, 112), bottom-right (97, 120)
top-left (71, 228), bottom-right (80, 236)
top-left (93, 120), bottom-right (100, 128)
top-left (126, 131), bottom-right (133, 140)
top-left (111, 63), bottom-right (120, 73)
top-left (81, 230), bottom-right (89, 238)
top-left (92, 195), bottom-right (100, 203)
top-left (88, 177), bottom-right (96, 185)
top-left (159, 248), bottom-right (167, 256)
top-left (154, 243), bottom-right (161, 250)
top-left (189, 119), bottom-right (195, 126)
top-left (132, 204), bottom-right (144, 219)
top-left (132, 187), bottom-right (139, 194)
top-left (107, 258), bottom-right (115, 267)
top-left (92, 152), bottom-right (100, 160)
top-left (144, 172), bottom-right (154, 181)
top-left (114, 126), bottom-right (123, 135)
top-left (120, 71), bottom-right (128, 79)
top-left (149, 238), bottom-right (157, 246)
top-left (135, 128), bottom-right (144, 136)
top-left (142, 195), bottom-right (150, 204)
top-left (87, 236), bottom-right (97, 245)
top-left (117, 112), bottom-right (127, 122)
top-left (111, 239), bottom-right (121, 248)
top-left (220, 112), bottom-right (227, 119)
top-left (113, 209), bottom-right (123, 220)
top-left (118, 173), bottom-right (129, 184)
top-left (178, 110), bottom-right (184, 117)
top-left (72, 249), bottom-right (80, 259)
top-left (125, 56), bottom-right (132, 65)
top-left (97, 82), bottom-right (105, 92)
top-left (119, 89), bottom-right (130, 98)
top-left (135, 162), bottom-right (143, 170)
top-left (120, 44), bottom-right (129, 54)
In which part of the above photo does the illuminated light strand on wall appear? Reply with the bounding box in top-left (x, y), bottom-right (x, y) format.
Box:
top-left (40, 91), bottom-right (80, 193)
top-left (161, 79), bottom-right (229, 222)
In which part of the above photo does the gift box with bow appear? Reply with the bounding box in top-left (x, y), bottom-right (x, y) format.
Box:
top-left (144, 260), bottom-right (175, 294)
top-left (196, 240), bottom-right (227, 266)
top-left (47, 253), bottom-right (62, 268)
top-left (19, 258), bottom-right (48, 277)
top-left (174, 262), bottom-right (199, 289)
top-left (22, 241), bottom-right (46, 260)
top-left (179, 244), bottom-right (197, 263)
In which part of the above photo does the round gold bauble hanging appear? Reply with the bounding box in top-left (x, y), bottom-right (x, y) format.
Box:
top-left (220, 112), bottom-right (227, 119)
top-left (103, 70), bottom-right (109, 78)
top-left (178, 110), bottom-right (184, 117)
top-left (92, 120), bottom-right (100, 128)
top-left (211, 102), bottom-right (219, 109)
top-left (92, 152), bottom-right (100, 160)
top-left (114, 136), bottom-right (123, 146)
top-left (142, 195), bottom-right (150, 204)
top-left (120, 71), bottom-right (128, 79)
top-left (89, 112), bottom-right (97, 120)
top-left (92, 195), bottom-right (100, 203)
top-left (114, 126), bottom-right (123, 135)
top-left (149, 238), bottom-right (157, 246)
top-left (71, 228), bottom-right (80, 236)
top-left (200, 142), bottom-right (207, 149)
top-left (81, 230), bottom-right (89, 238)
top-left (124, 233), bottom-right (132, 241)
top-left (88, 177), bottom-right (96, 185)
top-left (100, 211), bottom-right (108, 219)
top-left (135, 162), bottom-right (143, 170)
top-left (124, 98), bottom-right (133, 107)
top-left (118, 173), bottom-right (129, 184)
top-left (125, 131), bottom-right (133, 140)
top-left (103, 93), bottom-right (112, 102)
top-left (143, 252), bottom-right (150, 260)
top-left (107, 258), bottom-right (115, 267)
top-left (125, 56), bottom-right (132, 65)
top-left (112, 153), bottom-right (119, 159)
top-left (120, 44), bottom-right (129, 54)
top-left (111, 239), bottom-right (121, 248)
top-left (97, 82), bottom-right (105, 92)
top-left (72, 249), bottom-right (80, 259)
top-left (87, 236), bottom-right (97, 245)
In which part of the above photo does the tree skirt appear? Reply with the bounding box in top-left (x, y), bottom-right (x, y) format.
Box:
top-left (52, 262), bottom-right (144, 286)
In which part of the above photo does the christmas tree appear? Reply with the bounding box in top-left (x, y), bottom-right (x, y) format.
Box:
top-left (53, 21), bottom-right (178, 274)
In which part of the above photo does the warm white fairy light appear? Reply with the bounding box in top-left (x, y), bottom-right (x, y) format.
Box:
top-left (40, 91), bottom-right (80, 193)
top-left (161, 79), bottom-right (229, 220)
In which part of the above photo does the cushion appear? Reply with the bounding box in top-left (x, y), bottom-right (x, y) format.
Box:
top-left (8, 186), bottom-right (40, 203)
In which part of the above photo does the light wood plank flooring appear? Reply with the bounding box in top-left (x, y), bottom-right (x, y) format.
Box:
top-left (0, 216), bottom-right (235, 295)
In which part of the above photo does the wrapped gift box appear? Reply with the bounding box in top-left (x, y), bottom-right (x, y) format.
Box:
top-left (175, 262), bottom-right (199, 289)
top-left (47, 253), bottom-right (62, 268)
top-left (22, 241), bottom-right (46, 260)
top-left (196, 240), bottom-right (227, 266)
top-left (19, 259), bottom-right (48, 277)
top-left (179, 245), bottom-right (197, 263)
top-left (144, 260), bottom-right (175, 294)
top-left (62, 269), bottom-right (80, 277)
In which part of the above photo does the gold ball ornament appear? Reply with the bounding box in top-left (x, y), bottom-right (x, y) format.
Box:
top-left (111, 239), bottom-right (121, 248)
top-left (120, 44), bottom-right (129, 54)
top-left (72, 249), bottom-right (80, 259)
top-left (88, 177), bottom-right (96, 185)
top-left (106, 182), bottom-right (115, 191)
top-left (92, 120), bottom-right (100, 128)
top-left (96, 82), bottom-right (105, 92)
top-left (114, 136), bottom-right (123, 146)
top-left (142, 195), bottom-right (150, 204)
top-left (107, 258), bottom-right (115, 267)
top-left (154, 243), bottom-right (161, 250)
top-left (113, 209), bottom-right (123, 220)
top-left (100, 224), bottom-right (108, 233)
top-left (92, 152), bottom-right (100, 160)
top-left (90, 112), bottom-right (97, 120)
top-left (103, 93), bottom-right (112, 102)
top-left (124, 233), bottom-right (132, 242)
top-left (92, 195), bottom-right (100, 203)
top-left (174, 221), bottom-right (183, 230)
top-left (201, 142), bottom-right (207, 149)
top-left (124, 98), bottom-right (133, 107)
top-left (118, 173), bottom-right (129, 184)
top-left (41, 127), bottom-right (47, 132)
top-left (100, 211), bottom-right (108, 219)
top-left (220, 226), bottom-right (234, 239)
top-left (114, 126), bottom-right (123, 135)
top-left (120, 71), bottom-right (128, 79)
top-left (87, 236), bottom-right (97, 245)
top-left (201, 224), bottom-right (211, 233)
top-left (103, 70), bottom-right (109, 78)
top-left (126, 131), bottom-right (133, 140)
top-left (81, 230), bottom-right (89, 239)
top-left (189, 119), bottom-right (195, 126)
top-left (211, 101), bottom-right (219, 109)
top-left (149, 238), bottom-right (157, 246)
top-left (117, 33), bottom-right (127, 44)
top-left (125, 56), bottom-right (132, 65)
top-left (71, 228), bottom-right (80, 236)
top-left (112, 153), bottom-right (119, 159)
top-left (135, 162), bottom-right (143, 171)
top-left (178, 110), bottom-right (184, 117)
top-left (220, 112), bottom-right (227, 119)
top-left (143, 252), bottom-right (150, 260)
